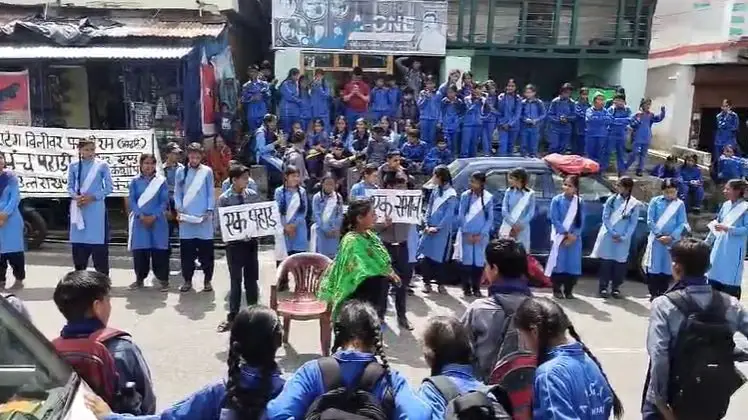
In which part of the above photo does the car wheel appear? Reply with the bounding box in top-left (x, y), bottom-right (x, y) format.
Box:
top-left (22, 207), bottom-right (47, 250)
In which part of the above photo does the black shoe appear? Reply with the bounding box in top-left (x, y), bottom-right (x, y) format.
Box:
top-left (598, 289), bottom-right (609, 298)
top-left (437, 285), bottom-right (447, 294)
top-left (129, 281), bottom-right (144, 290)
top-left (473, 289), bottom-right (483, 298)
top-left (422, 284), bottom-right (432, 294)
top-left (202, 283), bottom-right (213, 293)
top-left (158, 281), bottom-right (170, 292)
top-left (553, 290), bottom-right (565, 299)
top-left (179, 283), bottom-right (193, 293)
top-left (463, 289), bottom-right (473, 298)
top-left (407, 287), bottom-right (415, 296)
top-left (564, 292), bottom-right (575, 299)
top-left (635, 170), bottom-right (643, 177)
top-left (611, 289), bottom-right (623, 299)
top-left (397, 316), bottom-right (414, 331)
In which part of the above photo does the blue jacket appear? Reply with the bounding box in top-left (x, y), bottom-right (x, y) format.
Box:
top-left (401, 140), bottom-right (428, 164)
top-left (718, 155), bottom-right (744, 181)
top-left (441, 97), bottom-right (464, 130)
top-left (308, 132), bottom-right (329, 149)
top-left (520, 99), bottom-right (546, 130)
top-left (240, 80), bottom-right (269, 120)
top-left (399, 98), bottom-right (420, 122)
top-left (482, 94), bottom-right (499, 124)
top-left (279, 79), bottom-right (301, 118)
top-left (584, 107), bottom-right (612, 138)
top-left (310, 80), bottom-right (331, 118)
top-left (60, 319), bottom-right (156, 415)
top-left (423, 146), bottom-right (454, 173)
top-left (418, 364), bottom-right (489, 420)
top-left (299, 90), bottom-right (313, 120)
top-left (463, 96), bottom-right (483, 127)
top-left (388, 86), bottom-right (402, 115)
top-left (573, 100), bottom-right (590, 135)
top-left (370, 87), bottom-right (391, 113)
top-left (651, 164), bottom-right (680, 180)
top-left (716, 110), bottom-right (739, 146)
top-left (418, 90), bottom-right (442, 121)
top-left (533, 342), bottom-right (614, 420)
top-left (104, 366), bottom-right (285, 420)
top-left (547, 96), bottom-right (576, 133)
top-left (265, 350), bottom-right (430, 420)
top-left (679, 164), bottom-right (702, 184)
top-left (497, 92), bottom-right (522, 130)
top-left (630, 108), bottom-right (666, 145)
top-left (607, 105), bottom-right (632, 138)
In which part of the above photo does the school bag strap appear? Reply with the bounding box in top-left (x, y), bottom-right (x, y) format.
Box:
top-left (424, 375), bottom-right (461, 402)
top-left (666, 289), bottom-right (727, 321)
top-left (89, 327), bottom-right (131, 344)
top-left (318, 357), bottom-right (343, 391)
top-left (316, 356), bottom-right (394, 415)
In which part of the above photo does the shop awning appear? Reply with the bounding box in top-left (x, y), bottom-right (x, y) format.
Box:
top-left (0, 45), bottom-right (193, 60)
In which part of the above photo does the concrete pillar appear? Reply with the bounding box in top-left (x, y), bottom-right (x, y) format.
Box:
top-left (617, 58), bottom-right (649, 114)
top-left (273, 48), bottom-right (302, 82)
top-left (441, 54), bottom-right (472, 84)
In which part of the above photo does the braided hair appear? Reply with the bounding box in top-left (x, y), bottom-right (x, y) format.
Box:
top-left (320, 172), bottom-right (342, 209)
top-left (514, 297), bottom-right (623, 419)
top-left (341, 198), bottom-right (373, 237)
top-left (470, 171), bottom-right (489, 219)
top-left (224, 306), bottom-right (283, 419)
top-left (279, 165), bottom-right (305, 217)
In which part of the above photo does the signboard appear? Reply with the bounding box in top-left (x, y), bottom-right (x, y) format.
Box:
top-left (0, 125), bottom-right (157, 197)
top-left (218, 201), bottom-right (283, 242)
top-left (272, 0), bottom-right (448, 55)
top-left (366, 189), bottom-right (422, 224)
top-left (0, 71), bottom-right (31, 126)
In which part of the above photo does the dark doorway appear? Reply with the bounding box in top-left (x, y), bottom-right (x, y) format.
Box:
top-left (698, 107), bottom-right (748, 155)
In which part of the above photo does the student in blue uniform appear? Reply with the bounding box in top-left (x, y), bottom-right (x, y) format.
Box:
top-left (163, 143), bottom-right (183, 259)
top-left (266, 300), bottom-right (430, 420)
top-left (307, 118), bottom-right (330, 180)
top-left (274, 165), bottom-right (308, 268)
top-left (175, 142), bottom-right (216, 293)
top-left (499, 167), bottom-right (535, 252)
top-left (718, 144), bottom-right (743, 182)
top-left (350, 163), bottom-right (379, 200)
top-left (546, 175), bottom-right (584, 299)
top-left (311, 173), bottom-right (344, 259)
top-left (514, 297), bottom-right (623, 420)
top-left (0, 155), bottom-right (25, 291)
top-left (591, 176), bottom-right (640, 298)
top-left (626, 98), bottom-right (666, 176)
top-left (127, 154), bottom-right (169, 291)
top-left (519, 84), bottom-right (546, 157)
top-left (378, 115), bottom-right (399, 147)
top-left (419, 165), bottom-right (458, 294)
top-left (714, 98), bottom-right (739, 164)
top-left (546, 82), bottom-right (576, 154)
top-left (497, 78), bottom-right (522, 156)
top-left (369, 76), bottom-right (391, 124)
top-left (644, 178), bottom-right (687, 300)
top-left (347, 118), bottom-right (371, 155)
top-left (572, 87), bottom-right (590, 155)
top-left (423, 136), bottom-right (454, 175)
top-left (68, 137), bottom-right (114, 275)
top-left (440, 85), bottom-right (464, 149)
top-left (418, 75), bottom-right (441, 146)
top-left (481, 81), bottom-right (500, 156)
top-left (298, 75), bottom-right (313, 133)
top-left (330, 115), bottom-right (350, 145)
top-left (706, 178), bottom-right (748, 299)
top-left (400, 128), bottom-right (428, 173)
top-left (88, 306), bottom-right (285, 420)
top-left (310, 69), bottom-right (331, 133)
top-left (455, 171), bottom-right (493, 297)
top-left (387, 77), bottom-right (402, 121)
top-left (254, 114), bottom-right (285, 199)
top-left (651, 155), bottom-right (681, 180)
top-left (241, 65), bottom-right (270, 134)
top-left (679, 154), bottom-right (704, 212)
top-left (605, 94), bottom-right (633, 174)
top-left (461, 85), bottom-right (484, 158)
top-left (460, 72), bottom-right (474, 98)
top-left (584, 92), bottom-right (612, 165)
top-left (278, 68), bottom-right (302, 134)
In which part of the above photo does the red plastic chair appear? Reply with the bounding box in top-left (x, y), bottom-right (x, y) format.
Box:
top-left (270, 252), bottom-right (333, 356)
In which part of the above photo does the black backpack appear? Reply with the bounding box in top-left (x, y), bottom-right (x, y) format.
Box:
top-left (423, 376), bottom-right (512, 420)
top-left (304, 357), bottom-right (394, 420)
top-left (666, 289), bottom-right (746, 420)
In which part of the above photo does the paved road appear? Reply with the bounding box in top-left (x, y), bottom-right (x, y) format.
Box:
top-left (14, 243), bottom-right (748, 420)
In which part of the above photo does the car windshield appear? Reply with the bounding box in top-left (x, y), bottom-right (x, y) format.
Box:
top-left (0, 297), bottom-right (73, 418)
top-left (447, 160), bottom-right (467, 178)
top-left (552, 174), bottom-right (613, 200)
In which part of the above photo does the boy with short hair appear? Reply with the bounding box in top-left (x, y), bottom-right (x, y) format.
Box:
top-left (400, 128), bottom-right (428, 173)
top-left (423, 136), bottom-right (454, 175)
top-left (53, 270), bottom-right (155, 414)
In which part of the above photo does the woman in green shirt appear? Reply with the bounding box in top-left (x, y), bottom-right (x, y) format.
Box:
top-left (318, 199), bottom-right (400, 320)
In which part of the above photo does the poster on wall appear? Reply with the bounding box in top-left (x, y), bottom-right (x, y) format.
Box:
top-left (0, 125), bottom-right (158, 197)
top-left (200, 49), bottom-right (217, 136)
top-left (0, 71), bottom-right (31, 126)
top-left (272, 0), bottom-right (448, 55)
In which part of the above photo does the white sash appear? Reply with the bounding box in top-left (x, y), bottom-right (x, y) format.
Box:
top-left (499, 189), bottom-right (534, 237)
top-left (431, 188), bottom-right (457, 216)
top-left (70, 159), bottom-right (103, 231)
top-left (590, 195), bottom-right (641, 258)
top-left (452, 191), bottom-right (493, 261)
top-left (544, 196), bottom-right (579, 276)
top-left (642, 199), bottom-right (683, 270)
top-left (128, 175), bottom-right (166, 251)
top-left (708, 200), bottom-right (748, 253)
top-left (182, 165), bottom-right (210, 209)
top-left (309, 194), bottom-right (339, 252)
top-left (275, 191), bottom-right (301, 260)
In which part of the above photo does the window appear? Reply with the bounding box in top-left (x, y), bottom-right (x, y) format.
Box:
top-left (486, 171), bottom-right (508, 191)
top-left (552, 174), bottom-right (613, 201)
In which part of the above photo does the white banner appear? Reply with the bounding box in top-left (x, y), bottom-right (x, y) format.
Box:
top-left (365, 189), bottom-right (423, 224)
top-left (0, 125), bottom-right (157, 197)
top-left (218, 201), bottom-right (283, 242)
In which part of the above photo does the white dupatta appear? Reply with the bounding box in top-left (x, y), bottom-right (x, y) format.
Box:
top-left (642, 199), bottom-right (683, 271)
top-left (544, 195), bottom-right (579, 277)
top-left (309, 193), bottom-right (339, 252)
top-left (127, 175), bottom-right (166, 251)
top-left (70, 159), bottom-right (103, 231)
top-left (499, 189), bottom-right (534, 237)
top-left (708, 200), bottom-right (748, 255)
top-left (453, 190), bottom-right (492, 261)
top-left (275, 191), bottom-right (301, 260)
top-left (178, 165), bottom-right (210, 223)
top-left (589, 195), bottom-right (641, 258)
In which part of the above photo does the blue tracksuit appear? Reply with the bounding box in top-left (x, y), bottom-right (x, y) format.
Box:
top-left (401, 140), bottom-right (428, 167)
top-left (549, 194), bottom-right (584, 275)
top-left (311, 80), bottom-right (331, 133)
top-left (626, 108), bottom-right (666, 173)
top-left (547, 96), bottom-right (576, 154)
top-left (388, 86), bottom-right (402, 118)
top-left (533, 342), bottom-right (614, 420)
top-left (279, 79), bottom-right (301, 134)
top-left (584, 107), bottom-right (612, 164)
top-left (418, 90), bottom-right (441, 146)
top-left (461, 96), bottom-right (483, 157)
top-left (497, 92), bottom-right (522, 155)
top-left (572, 100), bottom-right (590, 155)
top-left (715, 110), bottom-right (739, 160)
top-left (266, 350), bottom-right (430, 420)
top-left (520, 99), bottom-right (546, 157)
top-left (679, 164), bottom-right (704, 208)
top-left (423, 146), bottom-right (454, 175)
top-left (274, 186), bottom-right (308, 252)
top-left (103, 366), bottom-right (285, 420)
top-left (370, 86), bottom-right (391, 123)
top-left (241, 80), bottom-right (269, 133)
top-left (718, 155), bottom-right (744, 182)
top-left (299, 89), bottom-right (313, 132)
top-left (604, 105), bottom-right (633, 173)
top-left (481, 94), bottom-right (499, 155)
top-left (418, 364), bottom-right (488, 420)
top-left (441, 97), bottom-right (464, 148)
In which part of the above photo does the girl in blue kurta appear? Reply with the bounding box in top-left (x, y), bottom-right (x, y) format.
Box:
top-left (455, 171), bottom-right (494, 297)
top-left (706, 178), bottom-right (748, 299)
top-left (519, 84), bottom-right (546, 157)
top-left (311, 174), bottom-right (344, 259)
top-left (644, 178), bottom-right (687, 300)
top-left (265, 300), bottom-right (431, 420)
top-left (591, 176), bottom-right (640, 298)
top-left (0, 156), bottom-right (25, 290)
top-left (128, 154), bottom-right (169, 291)
top-left (497, 79), bottom-right (522, 156)
top-left (460, 87), bottom-right (484, 158)
top-left (419, 165), bottom-right (458, 294)
top-left (274, 165), bottom-right (308, 268)
top-left (500, 167), bottom-right (535, 252)
top-left (514, 297), bottom-right (623, 420)
top-left (87, 306), bottom-right (285, 420)
top-left (546, 175), bottom-right (584, 299)
top-left (175, 142), bottom-right (216, 293)
top-left (68, 138), bottom-right (114, 276)
top-left (278, 68), bottom-right (302, 134)
top-left (350, 164), bottom-right (379, 199)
